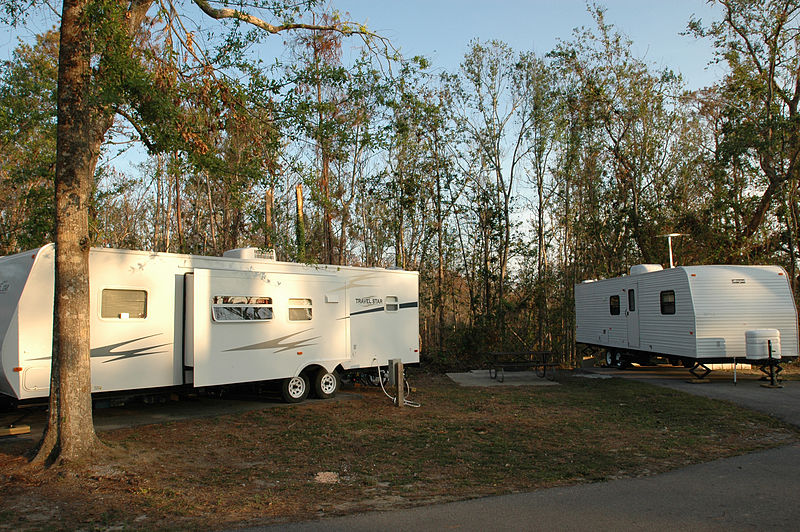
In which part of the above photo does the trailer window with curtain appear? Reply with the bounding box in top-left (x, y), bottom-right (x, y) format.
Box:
top-left (660, 290), bottom-right (676, 315)
top-left (101, 289), bottom-right (147, 319)
top-left (288, 298), bottom-right (313, 321)
top-left (609, 295), bottom-right (620, 315)
top-left (212, 296), bottom-right (273, 321)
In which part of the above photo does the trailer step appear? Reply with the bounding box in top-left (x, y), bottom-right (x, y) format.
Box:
top-left (0, 424), bottom-right (30, 437)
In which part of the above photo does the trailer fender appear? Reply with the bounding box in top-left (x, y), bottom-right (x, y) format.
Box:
top-left (293, 360), bottom-right (341, 377)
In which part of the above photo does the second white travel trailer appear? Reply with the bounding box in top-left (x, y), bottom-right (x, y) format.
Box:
top-left (0, 244), bottom-right (419, 405)
top-left (574, 263), bottom-right (799, 377)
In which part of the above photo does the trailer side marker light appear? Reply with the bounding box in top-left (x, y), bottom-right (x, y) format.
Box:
top-left (414, 349), bottom-right (419, 353)
top-left (691, 273), bottom-right (696, 277)
top-left (689, 331), bottom-right (694, 335)
top-left (13, 367), bottom-right (22, 372)
top-left (297, 351), bottom-right (303, 355)
top-left (779, 272), bottom-right (784, 276)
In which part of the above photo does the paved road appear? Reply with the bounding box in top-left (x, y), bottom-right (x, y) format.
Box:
top-left (240, 366), bottom-right (800, 532)
top-left (251, 444), bottom-right (800, 531)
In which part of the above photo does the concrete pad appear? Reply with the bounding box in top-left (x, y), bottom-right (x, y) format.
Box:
top-left (446, 370), bottom-right (559, 387)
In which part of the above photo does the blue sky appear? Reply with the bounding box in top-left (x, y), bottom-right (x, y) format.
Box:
top-left (331, 0), bottom-right (725, 89)
top-left (2, 1), bottom-right (724, 90)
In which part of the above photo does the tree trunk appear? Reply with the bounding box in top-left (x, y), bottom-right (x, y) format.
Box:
top-left (264, 186), bottom-right (274, 249)
top-left (33, 0), bottom-right (107, 465)
top-left (321, 153), bottom-right (334, 264)
top-left (173, 154), bottom-right (185, 253)
top-left (295, 183), bottom-right (306, 261)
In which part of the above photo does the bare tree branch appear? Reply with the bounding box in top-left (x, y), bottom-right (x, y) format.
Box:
top-left (193, 0), bottom-right (367, 36)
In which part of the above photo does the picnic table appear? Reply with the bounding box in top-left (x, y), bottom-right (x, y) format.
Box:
top-left (487, 351), bottom-right (558, 383)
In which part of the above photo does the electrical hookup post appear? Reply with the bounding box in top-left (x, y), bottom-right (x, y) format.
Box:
top-left (381, 359), bottom-right (420, 408)
top-left (388, 359), bottom-right (404, 408)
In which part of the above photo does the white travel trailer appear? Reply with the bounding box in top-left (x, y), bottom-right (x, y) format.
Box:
top-left (0, 244), bottom-right (419, 405)
top-left (575, 264), bottom-right (799, 376)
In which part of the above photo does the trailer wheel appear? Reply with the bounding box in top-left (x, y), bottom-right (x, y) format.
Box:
top-left (604, 350), bottom-right (615, 367)
top-left (281, 375), bottom-right (309, 403)
top-left (313, 369), bottom-right (340, 399)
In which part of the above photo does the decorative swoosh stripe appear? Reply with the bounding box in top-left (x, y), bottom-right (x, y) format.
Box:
top-left (349, 306), bottom-right (384, 317)
top-left (225, 329), bottom-right (320, 353)
top-left (91, 333), bottom-right (172, 363)
top-left (350, 301), bottom-right (418, 317)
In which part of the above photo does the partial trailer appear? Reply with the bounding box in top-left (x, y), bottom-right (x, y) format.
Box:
top-left (575, 264), bottom-right (799, 377)
top-left (0, 245), bottom-right (419, 405)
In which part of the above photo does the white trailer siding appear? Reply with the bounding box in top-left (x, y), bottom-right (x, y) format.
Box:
top-left (347, 271), bottom-right (420, 370)
top-left (575, 264), bottom-right (799, 362)
top-left (575, 278), bottom-right (630, 349)
top-left (88, 250), bottom-right (182, 394)
top-left (0, 248), bottom-right (47, 400)
top-left (188, 268), bottom-right (348, 387)
top-left (686, 265), bottom-right (798, 358)
top-left (633, 268), bottom-right (696, 357)
top-left (0, 244), bottom-right (420, 401)
top-left (17, 246), bottom-right (56, 398)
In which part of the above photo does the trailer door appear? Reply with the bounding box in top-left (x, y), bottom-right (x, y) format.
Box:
top-left (626, 284), bottom-right (640, 348)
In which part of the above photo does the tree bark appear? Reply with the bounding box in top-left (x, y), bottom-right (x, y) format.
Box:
top-left (33, 0), bottom-right (107, 465)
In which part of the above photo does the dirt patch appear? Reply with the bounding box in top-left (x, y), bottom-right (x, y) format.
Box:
top-left (0, 372), bottom-right (797, 530)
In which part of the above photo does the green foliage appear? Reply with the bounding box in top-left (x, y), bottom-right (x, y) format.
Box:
top-left (0, 30), bottom-right (58, 253)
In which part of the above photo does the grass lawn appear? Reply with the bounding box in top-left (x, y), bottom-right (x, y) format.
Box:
top-left (0, 371), bottom-right (797, 530)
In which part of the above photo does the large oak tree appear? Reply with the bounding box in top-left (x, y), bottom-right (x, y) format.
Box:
top-left (4, 0), bottom-right (379, 466)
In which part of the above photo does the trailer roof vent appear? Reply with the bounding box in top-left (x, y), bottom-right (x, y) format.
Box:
top-left (223, 247), bottom-right (276, 261)
top-left (630, 264), bottom-right (663, 276)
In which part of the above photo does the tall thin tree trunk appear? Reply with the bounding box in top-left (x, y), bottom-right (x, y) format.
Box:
top-left (435, 163), bottom-right (444, 358)
top-left (174, 154), bottom-right (184, 253)
top-left (295, 183), bottom-right (306, 261)
top-left (204, 170), bottom-right (217, 254)
top-left (264, 186), bottom-right (274, 249)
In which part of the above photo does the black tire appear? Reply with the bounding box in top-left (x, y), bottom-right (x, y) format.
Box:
top-left (281, 374), bottom-right (310, 403)
top-left (604, 350), bottom-right (615, 367)
top-left (313, 369), bottom-right (340, 399)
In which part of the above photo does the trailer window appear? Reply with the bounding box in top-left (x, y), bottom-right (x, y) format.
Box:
top-left (660, 291), bottom-right (676, 315)
top-left (628, 289), bottom-right (636, 312)
top-left (609, 295), bottom-right (620, 315)
top-left (212, 296), bottom-right (273, 322)
top-left (385, 296), bottom-right (399, 312)
top-left (101, 289), bottom-right (147, 319)
top-left (288, 298), bottom-right (313, 321)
